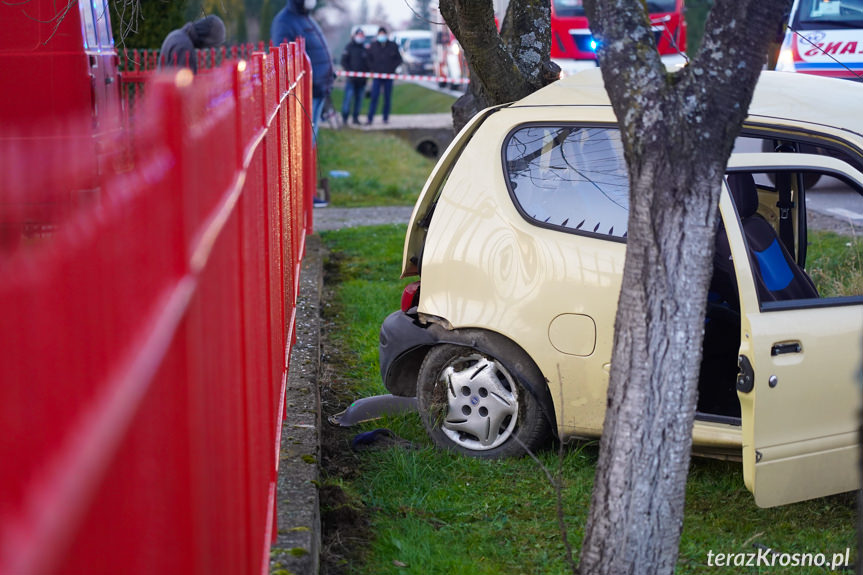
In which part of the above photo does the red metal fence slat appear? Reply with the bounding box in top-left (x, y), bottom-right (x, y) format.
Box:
top-left (0, 41), bottom-right (313, 575)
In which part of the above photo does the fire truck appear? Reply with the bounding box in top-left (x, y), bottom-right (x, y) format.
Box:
top-left (432, 26), bottom-right (468, 89)
top-left (1, 0), bottom-right (121, 136)
top-left (0, 0), bottom-right (122, 242)
top-left (550, 0), bottom-right (687, 75)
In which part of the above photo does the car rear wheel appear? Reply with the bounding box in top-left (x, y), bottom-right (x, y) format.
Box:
top-left (417, 344), bottom-right (550, 458)
top-left (761, 139), bottom-right (823, 188)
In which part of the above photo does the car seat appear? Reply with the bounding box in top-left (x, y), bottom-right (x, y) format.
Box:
top-left (724, 172), bottom-right (818, 303)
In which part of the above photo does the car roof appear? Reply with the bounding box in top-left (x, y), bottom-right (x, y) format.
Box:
top-left (511, 68), bottom-right (863, 142)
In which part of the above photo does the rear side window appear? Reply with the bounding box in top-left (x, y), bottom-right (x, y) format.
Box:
top-left (504, 125), bottom-right (629, 240)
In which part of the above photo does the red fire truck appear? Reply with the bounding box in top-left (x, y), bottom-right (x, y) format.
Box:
top-left (432, 26), bottom-right (468, 89)
top-left (550, 0), bottom-right (687, 75)
top-left (1, 0), bottom-right (121, 135)
top-left (0, 0), bottom-right (122, 242)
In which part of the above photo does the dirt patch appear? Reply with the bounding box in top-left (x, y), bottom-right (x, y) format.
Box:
top-left (319, 480), bottom-right (369, 575)
top-left (317, 256), bottom-right (375, 575)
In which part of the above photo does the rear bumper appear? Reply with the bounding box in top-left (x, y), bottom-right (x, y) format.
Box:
top-left (379, 310), bottom-right (437, 396)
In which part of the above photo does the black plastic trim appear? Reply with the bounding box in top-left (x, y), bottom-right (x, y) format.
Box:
top-left (760, 295), bottom-right (863, 312)
top-left (695, 412), bottom-right (742, 427)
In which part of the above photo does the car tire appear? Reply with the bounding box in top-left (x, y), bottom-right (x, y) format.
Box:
top-left (761, 140), bottom-right (823, 188)
top-left (417, 343), bottom-right (550, 458)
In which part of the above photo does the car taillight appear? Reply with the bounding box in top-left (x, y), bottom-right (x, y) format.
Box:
top-left (401, 281), bottom-right (421, 313)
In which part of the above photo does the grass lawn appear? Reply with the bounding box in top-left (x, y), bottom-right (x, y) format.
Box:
top-left (317, 129), bottom-right (436, 207)
top-left (330, 81), bottom-right (456, 117)
top-left (808, 230), bottom-right (863, 297)
top-left (318, 224), bottom-right (857, 575)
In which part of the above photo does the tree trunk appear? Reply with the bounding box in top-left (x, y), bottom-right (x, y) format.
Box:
top-left (439, 0), bottom-right (559, 131)
top-left (577, 1), bottom-right (791, 573)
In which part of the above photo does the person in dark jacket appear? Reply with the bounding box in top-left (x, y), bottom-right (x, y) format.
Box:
top-left (340, 28), bottom-right (369, 125)
top-left (366, 27), bottom-right (402, 125)
top-left (271, 0), bottom-right (334, 138)
top-left (159, 15), bottom-right (226, 74)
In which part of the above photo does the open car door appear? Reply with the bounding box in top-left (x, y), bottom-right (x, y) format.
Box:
top-left (723, 153), bottom-right (863, 508)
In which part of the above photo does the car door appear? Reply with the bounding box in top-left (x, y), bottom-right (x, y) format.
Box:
top-left (724, 153), bottom-right (863, 508)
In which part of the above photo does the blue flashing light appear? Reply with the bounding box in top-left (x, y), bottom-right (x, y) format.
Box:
top-left (589, 39), bottom-right (597, 51)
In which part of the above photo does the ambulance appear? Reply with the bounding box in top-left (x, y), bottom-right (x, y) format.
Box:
top-left (776, 0), bottom-right (863, 80)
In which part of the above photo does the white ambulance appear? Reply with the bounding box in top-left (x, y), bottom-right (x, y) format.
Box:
top-left (777, 0), bottom-right (863, 80)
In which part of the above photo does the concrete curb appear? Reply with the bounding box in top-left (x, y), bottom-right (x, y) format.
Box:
top-left (323, 113), bottom-right (455, 159)
top-left (270, 235), bottom-right (324, 575)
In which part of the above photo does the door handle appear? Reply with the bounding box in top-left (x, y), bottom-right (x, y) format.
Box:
top-left (771, 341), bottom-right (801, 356)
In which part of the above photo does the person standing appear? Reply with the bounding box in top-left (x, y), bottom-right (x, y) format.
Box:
top-left (366, 27), bottom-right (402, 125)
top-left (340, 28), bottom-right (369, 126)
top-left (271, 0), bottom-right (334, 138)
top-left (159, 15), bottom-right (226, 74)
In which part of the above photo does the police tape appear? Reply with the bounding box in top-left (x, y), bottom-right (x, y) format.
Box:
top-left (336, 70), bottom-right (470, 84)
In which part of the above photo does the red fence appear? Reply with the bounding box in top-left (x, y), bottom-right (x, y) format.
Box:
top-left (120, 43), bottom-right (268, 118)
top-left (0, 40), bottom-right (315, 575)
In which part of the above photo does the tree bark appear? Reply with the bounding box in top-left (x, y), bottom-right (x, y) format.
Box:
top-left (577, 1), bottom-right (791, 573)
top-left (439, 0), bottom-right (559, 131)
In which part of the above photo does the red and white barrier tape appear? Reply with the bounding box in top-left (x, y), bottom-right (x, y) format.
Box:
top-left (337, 70), bottom-right (470, 84)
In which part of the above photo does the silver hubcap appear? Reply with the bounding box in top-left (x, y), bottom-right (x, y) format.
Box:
top-left (438, 354), bottom-right (519, 450)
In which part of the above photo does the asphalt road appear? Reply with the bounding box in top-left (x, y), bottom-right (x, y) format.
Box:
top-left (806, 175), bottom-right (863, 226)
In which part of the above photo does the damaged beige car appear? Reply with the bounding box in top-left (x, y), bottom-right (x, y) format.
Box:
top-left (378, 69), bottom-right (863, 508)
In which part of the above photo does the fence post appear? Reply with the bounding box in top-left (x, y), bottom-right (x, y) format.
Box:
top-left (299, 37), bottom-right (314, 240)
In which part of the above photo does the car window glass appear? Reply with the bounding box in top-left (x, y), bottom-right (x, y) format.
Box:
top-left (794, 0), bottom-right (863, 28)
top-left (734, 133), bottom-right (863, 175)
top-left (504, 126), bottom-right (629, 239)
top-left (553, 0), bottom-right (676, 16)
top-left (94, 0), bottom-right (114, 49)
top-left (79, 0), bottom-right (98, 50)
top-left (800, 172), bottom-right (863, 298)
top-left (408, 38), bottom-right (431, 51)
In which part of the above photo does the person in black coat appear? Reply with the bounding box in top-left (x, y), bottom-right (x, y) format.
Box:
top-left (340, 28), bottom-right (369, 125)
top-left (159, 15), bottom-right (226, 74)
top-left (366, 27), bottom-right (402, 124)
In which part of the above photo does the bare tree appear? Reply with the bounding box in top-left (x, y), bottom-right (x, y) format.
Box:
top-left (407, 0), bottom-right (432, 31)
top-left (369, 2), bottom-right (392, 29)
top-left (438, 0), bottom-right (560, 131)
top-left (441, 0), bottom-right (792, 572)
top-left (577, 1), bottom-right (790, 573)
